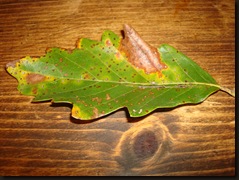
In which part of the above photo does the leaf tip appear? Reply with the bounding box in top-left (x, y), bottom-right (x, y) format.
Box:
top-left (220, 86), bottom-right (235, 97)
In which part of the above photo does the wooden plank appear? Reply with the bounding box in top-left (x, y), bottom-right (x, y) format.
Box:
top-left (0, 0), bottom-right (235, 176)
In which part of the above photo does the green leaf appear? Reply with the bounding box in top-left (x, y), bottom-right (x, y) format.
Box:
top-left (6, 25), bottom-right (234, 120)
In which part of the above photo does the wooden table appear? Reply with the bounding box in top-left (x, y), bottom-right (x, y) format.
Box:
top-left (0, 0), bottom-right (235, 176)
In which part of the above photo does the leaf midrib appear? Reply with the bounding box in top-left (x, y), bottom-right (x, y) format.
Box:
top-left (51, 75), bottom-right (220, 90)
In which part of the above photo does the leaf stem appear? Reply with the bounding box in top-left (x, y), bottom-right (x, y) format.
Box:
top-left (219, 86), bottom-right (235, 97)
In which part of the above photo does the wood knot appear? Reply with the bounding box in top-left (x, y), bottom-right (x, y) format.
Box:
top-left (114, 115), bottom-right (174, 174)
top-left (133, 130), bottom-right (159, 159)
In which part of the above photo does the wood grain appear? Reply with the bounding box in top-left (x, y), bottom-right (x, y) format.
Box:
top-left (0, 0), bottom-right (235, 176)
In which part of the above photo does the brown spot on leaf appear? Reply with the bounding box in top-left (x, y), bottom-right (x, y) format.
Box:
top-left (26, 73), bottom-right (46, 84)
top-left (106, 93), bottom-right (111, 100)
top-left (6, 60), bottom-right (20, 68)
top-left (32, 87), bottom-right (38, 94)
top-left (92, 97), bottom-right (102, 104)
top-left (120, 24), bottom-right (167, 74)
top-left (92, 107), bottom-right (99, 119)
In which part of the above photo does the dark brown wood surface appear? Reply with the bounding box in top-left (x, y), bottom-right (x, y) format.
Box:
top-left (0, 0), bottom-right (235, 176)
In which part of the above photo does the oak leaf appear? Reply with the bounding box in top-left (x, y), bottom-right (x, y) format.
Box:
top-left (6, 24), bottom-right (234, 120)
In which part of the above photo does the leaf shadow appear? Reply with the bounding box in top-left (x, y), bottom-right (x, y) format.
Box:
top-left (50, 103), bottom-right (99, 124)
top-left (125, 107), bottom-right (175, 123)
top-left (50, 102), bottom-right (72, 109)
top-left (125, 102), bottom-right (205, 123)
top-left (36, 101), bottom-right (97, 124)
top-left (50, 103), bottom-right (183, 124)
top-left (36, 101), bottom-right (204, 124)
top-left (70, 108), bottom-right (129, 124)
top-left (70, 116), bottom-right (99, 124)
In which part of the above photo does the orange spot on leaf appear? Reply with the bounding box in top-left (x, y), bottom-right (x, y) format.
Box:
top-left (83, 73), bottom-right (91, 79)
top-left (115, 52), bottom-right (121, 59)
top-left (72, 105), bottom-right (81, 118)
top-left (106, 39), bottom-right (112, 46)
